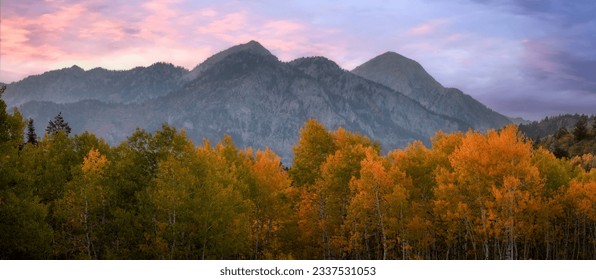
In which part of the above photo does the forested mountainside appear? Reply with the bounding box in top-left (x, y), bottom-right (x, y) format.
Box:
top-left (520, 114), bottom-right (596, 159)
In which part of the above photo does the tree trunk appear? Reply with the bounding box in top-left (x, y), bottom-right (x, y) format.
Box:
top-left (374, 188), bottom-right (387, 260)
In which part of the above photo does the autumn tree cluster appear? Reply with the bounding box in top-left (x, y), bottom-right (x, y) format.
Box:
top-left (1, 91), bottom-right (594, 259)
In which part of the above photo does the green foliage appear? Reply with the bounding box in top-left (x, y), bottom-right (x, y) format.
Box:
top-left (34, 132), bottom-right (78, 203)
top-left (289, 119), bottom-right (337, 187)
top-left (0, 108), bottom-right (25, 152)
top-left (0, 190), bottom-right (54, 259)
top-left (532, 148), bottom-right (577, 196)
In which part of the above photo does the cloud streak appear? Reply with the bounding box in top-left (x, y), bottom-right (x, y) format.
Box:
top-left (407, 19), bottom-right (450, 36)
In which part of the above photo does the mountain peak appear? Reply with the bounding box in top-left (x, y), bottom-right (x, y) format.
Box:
top-left (184, 40), bottom-right (275, 81)
top-left (227, 40), bottom-right (272, 57)
top-left (289, 56), bottom-right (343, 78)
top-left (68, 65), bottom-right (84, 72)
top-left (352, 52), bottom-right (511, 130)
top-left (290, 56), bottom-right (340, 69)
top-left (354, 52), bottom-right (427, 78)
top-left (352, 51), bottom-right (441, 94)
top-left (377, 52), bottom-right (424, 68)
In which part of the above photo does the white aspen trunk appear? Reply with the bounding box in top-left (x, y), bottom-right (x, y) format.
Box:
top-left (170, 209), bottom-right (176, 259)
top-left (84, 197), bottom-right (93, 259)
top-left (374, 188), bottom-right (387, 260)
top-left (254, 215), bottom-right (260, 260)
top-left (319, 197), bottom-right (329, 259)
top-left (201, 225), bottom-right (212, 260)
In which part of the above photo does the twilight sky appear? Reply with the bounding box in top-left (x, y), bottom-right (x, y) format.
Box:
top-left (1, 0), bottom-right (595, 120)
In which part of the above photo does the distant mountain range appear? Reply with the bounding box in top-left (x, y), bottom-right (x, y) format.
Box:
top-left (3, 63), bottom-right (188, 106)
top-left (2, 40), bottom-right (511, 163)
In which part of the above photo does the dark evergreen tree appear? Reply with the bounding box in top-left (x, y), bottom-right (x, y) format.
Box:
top-left (573, 115), bottom-right (588, 141)
top-left (46, 112), bottom-right (71, 136)
top-left (0, 85), bottom-right (9, 143)
top-left (26, 119), bottom-right (38, 146)
top-left (552, 145), bottom-right (569, 159)
top-left (554, 127), bottom-right (569, 140)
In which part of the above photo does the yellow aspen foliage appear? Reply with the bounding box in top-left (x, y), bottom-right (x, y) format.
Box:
top-left (296, 127), bottom-right (379, 259)
top-left (434, 125), bottom-right (544, 259)
top-left (347, 148), bottom-right (410, 259)
top-left (82, 148), bottom-right (108, 175)
top-left (387, 141), bottom-right (436, 259)
top-left (295, 189), bottom-right (324, 258)
top-left (249, 148), bottom-right (293, 259)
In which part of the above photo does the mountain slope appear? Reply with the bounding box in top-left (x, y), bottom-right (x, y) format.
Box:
top-left (352, 52), bottom-right (510, 130)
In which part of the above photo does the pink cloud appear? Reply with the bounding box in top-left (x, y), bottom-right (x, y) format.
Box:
top-left (443, 33), bottom-right (467, 43)
top-left (198, 12), bottom-right (248, 36)
top-left (192, 12), bottom-right (345, 64)
top-left (256, 21), bottom-right (307, 52)
top-left (521, 39), bottom-right (586, 84)
top-left (0, 11), bottom-right (75, 76)
top-left (522, 39), bottom-right (562, 74)
top-left (0, 0), bottom-right (211, 80)
top-left (197, 8), bottom-right (218, 18)
top-left (38, 4), bottom-right (87, 33)
top-left (262, 20), bottom-right (304, 35)
top-left (407, 19), bottom-right (449, 36)
top-left (78, 20), bottom-right (129, 42)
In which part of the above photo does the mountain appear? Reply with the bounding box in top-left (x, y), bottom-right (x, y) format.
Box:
top-left (144, 43), bottom-right (468, 162)
top-left (3, 62), bottom-right (188, 107)
top-left (182, 40), bottom-right (273, 82)
top-left (352, 52), bottom-right (510, 130)
top-left (6, 41), bottom-right (506, 163)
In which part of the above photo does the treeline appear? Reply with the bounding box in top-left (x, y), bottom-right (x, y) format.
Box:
top-left (520, 114), bottom-right (595, 140)
top-left (520, 114), bottom-right (596, 159)
top-left (1, 92), bottom-right (594, 259)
